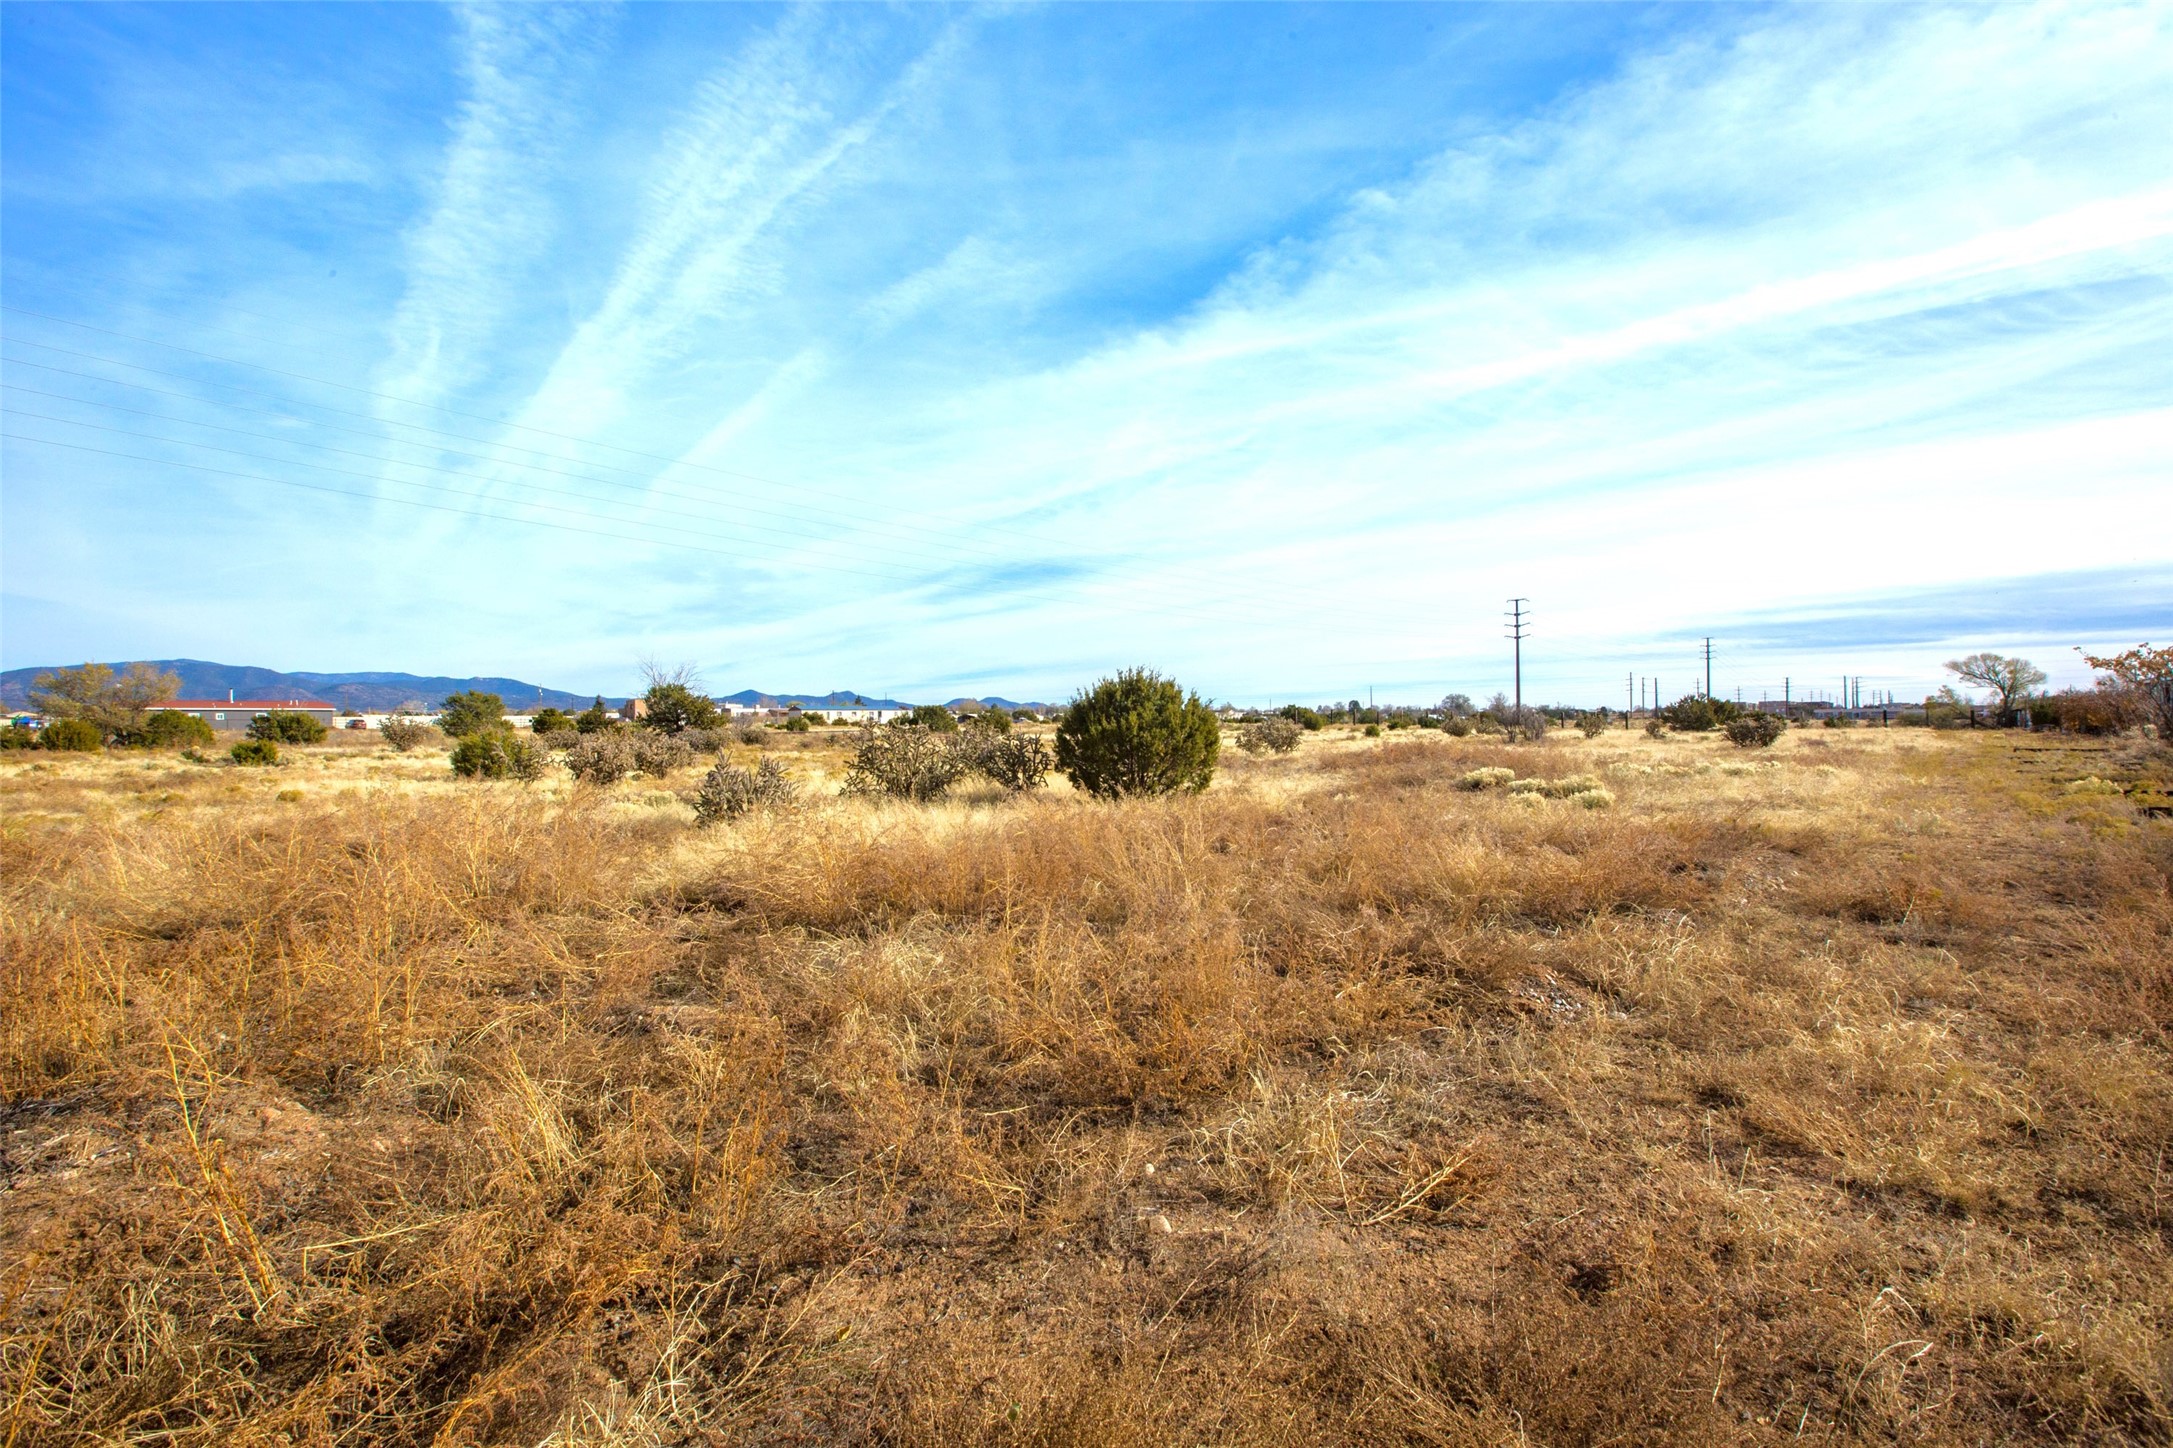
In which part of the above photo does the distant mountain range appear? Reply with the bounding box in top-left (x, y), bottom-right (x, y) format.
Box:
top-left (0, 660), bottom-right (1054, 716)
top-left (718, 689), bottom-right (911, 711)
top-left (0, 659), bottom-right (617, 713)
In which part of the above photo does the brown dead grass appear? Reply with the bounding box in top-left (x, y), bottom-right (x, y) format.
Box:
top-left (2, 726), bottom-right (2169, 1445)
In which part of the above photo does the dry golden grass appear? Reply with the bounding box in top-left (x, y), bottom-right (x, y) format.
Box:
top-left (3, 724), bottom-right (2169, 1445)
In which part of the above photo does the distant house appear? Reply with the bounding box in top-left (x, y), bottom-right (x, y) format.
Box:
top-left (148, 696), bottom-right (339, 731)
top-left (619, 698), bottom-right (649, 721)
top-left (818, 705), bottom-right (907, 725)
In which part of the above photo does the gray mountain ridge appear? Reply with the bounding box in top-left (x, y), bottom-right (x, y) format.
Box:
top-left (0, 660), bottom-right (1049, 715)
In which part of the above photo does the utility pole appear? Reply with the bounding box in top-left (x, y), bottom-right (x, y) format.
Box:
top-left (1504, 599), bottom-right (1530, 718)
top-left (1626, 672), bottom-right (1634, 729)
top-left (1703, 638), bottom-right (1714, 699)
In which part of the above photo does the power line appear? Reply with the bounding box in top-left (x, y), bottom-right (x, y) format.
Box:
top-left (1504, 598), bottom-right (1529, 717)
top-left (1, 396), bottom-right (1223, 596)
top-left (1, 308), bottom-right (1390, 628)
top-left (1, 348), bottom-right (1094, 581)
top-left (0, 404), bottom-right (928, 571)
top-left (0, 367), bottom-right (1037, 566)
top-left (0, 428), bottom-right (1335, 634)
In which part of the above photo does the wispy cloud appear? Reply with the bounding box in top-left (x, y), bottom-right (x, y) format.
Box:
top-left (4, 2), bottom-right (2165, 701)
top-left (376, 5), bottom-right (611, 408)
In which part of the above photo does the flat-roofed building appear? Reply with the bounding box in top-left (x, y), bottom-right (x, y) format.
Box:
top-left (147, 697), bottom-right (339, 731)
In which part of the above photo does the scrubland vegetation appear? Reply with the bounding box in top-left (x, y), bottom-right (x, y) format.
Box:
top-left (3, 719), bottom-right (2170, 1445)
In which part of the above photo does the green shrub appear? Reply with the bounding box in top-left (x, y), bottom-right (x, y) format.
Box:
top-left (1, 723), bottom-right (37, 750)
top-left (1363, 723), bottom-right (1381, 738)
top-left (230, 738), bottom-right (279, 766)
top-left (1644, 718), bottom-right (1667, 738)
top-left (693, 758), bottom-right (798, 824)
top-left (1724, 713), bottom-right (1785, 748)
top-left (575, 697), bottom-right (615, 733)
top-left (1441, 716), bottom-right (1472, 738)
top-left (781, 714), bottom-right (812, 733)
top-left (1578, 714), bottom-right (1608, 739)
top-left (800, 713), bottom-right (828, 727)
top-left (450, 729), bottom-right (546, 781)
top-left (909, 704), bottom-right (960, 733)
top-left (1822, 714), bottom-right (1858, 730)
top-left (1238, 717), bottom-right (1303, 755)
top-left (248, 710), bottom-right (328, 744)
top-left (40, 718), bottom-right (104, 752)
top-left (1056, 669), bottom-right (1219, 799)
top-left (529, 707), bottom-right (574, 735)
top-left (1567, 787), bottom-right (1615, 809)
top-left (1277, 705), bottom-right (1324, 731)
top-left (1663, 696), bottom-right (1718, 732)
top-left (138, 711), bottom-right (217, 749)
top-left (1460, 767), bottom-right (1516, 790)
top-left (844, 724), bottom-right (968, 800)
top-left (437, 691), bottom-right (506, 739)
top-left (964, 707), bottom-right (1013, 735)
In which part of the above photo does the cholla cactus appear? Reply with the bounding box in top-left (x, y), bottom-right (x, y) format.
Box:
top-left (631, 732), bottom-right (693, 776)
top-left (843, 724), bottom-right (969, 800)
top-left (693, 758), bottom-right (799, 824)
top-left (1238, 717), bottom-right (1303, 755)
top-left (975, 733), bottom-right (1055, 793)
top-left (565, 732), bottom-right (637, 785)
top-left (379, 714), bottom-right (430, 752)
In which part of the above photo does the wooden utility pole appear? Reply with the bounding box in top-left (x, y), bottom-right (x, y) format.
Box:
top-left (1505, 599), bottom-right (1530, 718)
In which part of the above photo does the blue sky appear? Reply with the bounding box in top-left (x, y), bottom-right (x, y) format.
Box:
top-left (3, 2), bottom-right (2167, 707)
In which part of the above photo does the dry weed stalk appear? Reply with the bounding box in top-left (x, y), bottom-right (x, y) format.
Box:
top-left (1, 727), bottom-right (2168, 1443)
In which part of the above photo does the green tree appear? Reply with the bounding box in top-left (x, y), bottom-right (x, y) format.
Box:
top-left (450, 730), bottom-right (546, 780)
top-left (529, 706), bottom-right (574, 734)
top-left (248, 710), bottom-right (328, 744)
top-left (1055, 669), bottom-right (1220, 799)
top-left (964, 706), bottom-right (1012, 735)
top-left (640, 682), bottom-right (721, 734)
top-left (436, 691), bottom-right (505, 739)
top-left (40, 718), bottom-right (104, 752)
top-left (139, 711), bottom-right (216, 749)
top-left (1945, 653), bottom-right (2047, 723)
top-left (30, 662), bottom-right (179, 738)
top-left (574, 697), bottom-right (614, 734)
top-left (908, 704), bottom-right (960, 733)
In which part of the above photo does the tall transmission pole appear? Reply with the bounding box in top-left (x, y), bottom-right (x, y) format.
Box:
top-left (1702, 638), bottom-right (1714, 699)
top-left (1505, 599), bottom-right (1530, 718)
